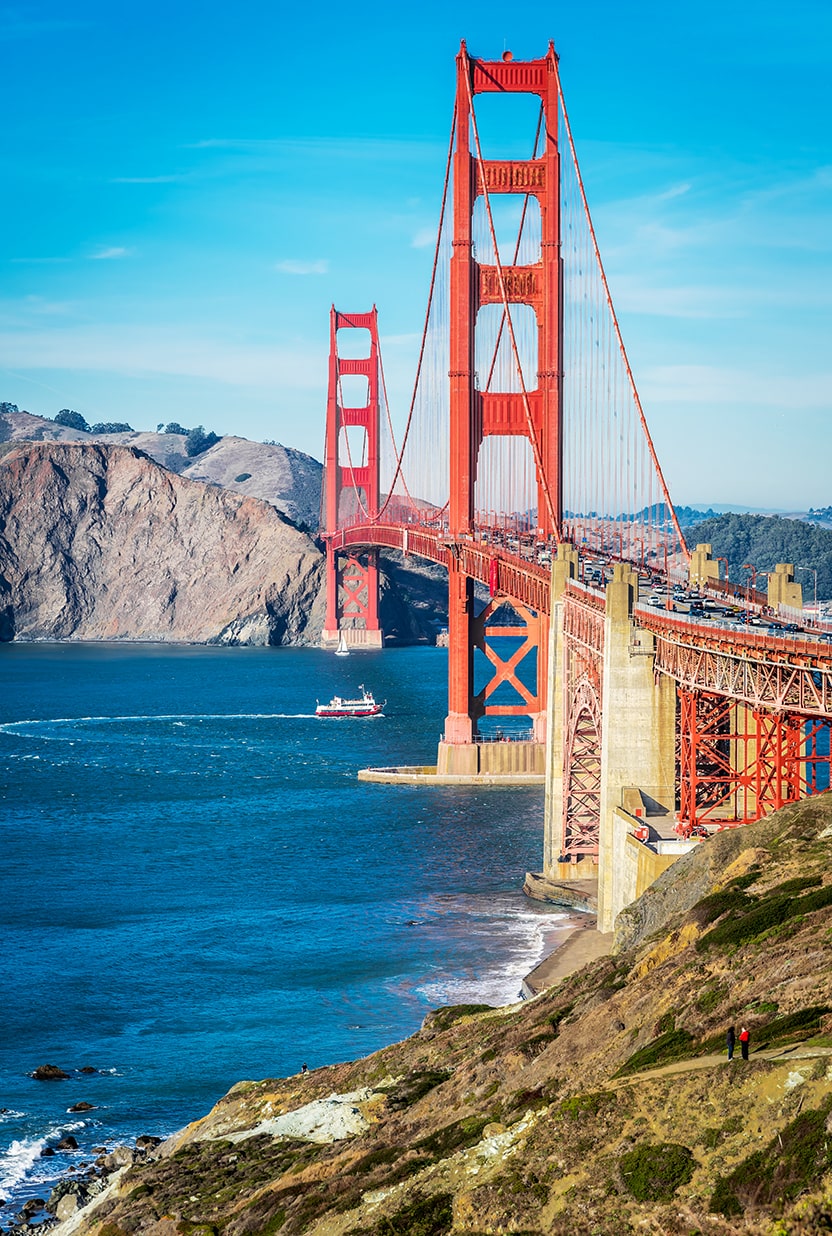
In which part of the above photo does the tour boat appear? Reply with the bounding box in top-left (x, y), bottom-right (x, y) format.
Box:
top-left (315, 686), bottom-right (385, 718)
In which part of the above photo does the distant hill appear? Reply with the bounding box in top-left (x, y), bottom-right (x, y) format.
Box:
top-left (688, 512), bottom-right (832, 601)
top-left (0, 407), bottom-right (323, 532)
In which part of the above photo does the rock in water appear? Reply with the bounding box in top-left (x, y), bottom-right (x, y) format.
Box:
top-left (69, 1101), bottom-right (95, 1112)
top-left (32, 1064), bottom-right (69, 1080)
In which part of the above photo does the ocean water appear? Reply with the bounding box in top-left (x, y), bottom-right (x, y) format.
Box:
top-left (0, 644), bottom-right (568, 1220)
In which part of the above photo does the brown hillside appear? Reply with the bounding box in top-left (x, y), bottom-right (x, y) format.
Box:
top-left (50, 793), bottom-right (832, 1235)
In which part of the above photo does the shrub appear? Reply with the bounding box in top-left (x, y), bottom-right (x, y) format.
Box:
top-left (384, 1069), bottom-right (452, 1111)
top-left (558, 1091), bottom-right (612, 1119)
top-left (698, 884), bottom-right (832, 953)
top-left (90, 421), bottom-right (133, 433)
top-left (185, 426), bottom-right (221, 456)
top-left (754, 1006), bottom-right (831, 1047)
top-left (696, 981), bottom-right (728, 1013)
top-left (54, 408), bottom-right (90, 431)
top-left (710, 1100), bottom-right (832, 1216)
top-left (423, 1004), bottom-right (493, 1033)
top-left (725, 869), bottom-right (763, 890)
top-left (689, 888), bottom-right (753, 928)
top-left (616, 1029), bottom-right (694, 1076)
top-left (776, 874), bottom-right (824, 895)
top-left (357, 1190), bottom-right (454, 1235)
top-left (416, 1115), bottom-right (490, 1158)
top-left (620, 1142), bottom-right (695, 1202)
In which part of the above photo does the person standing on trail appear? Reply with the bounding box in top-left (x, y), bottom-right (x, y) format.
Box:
top-left (739, 1025), bottom-right (750, 1060)
top-left (726, 1025), bottom-right (735, 1061)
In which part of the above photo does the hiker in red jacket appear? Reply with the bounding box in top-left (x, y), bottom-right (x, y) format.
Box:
top-left (739, 1025), bottom-right (750, 1060)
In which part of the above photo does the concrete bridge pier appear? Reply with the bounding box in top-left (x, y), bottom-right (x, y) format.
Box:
top-left (596, 565), bottom-right (676, 932)
top-left (542, 554), bottom-right (677, 933)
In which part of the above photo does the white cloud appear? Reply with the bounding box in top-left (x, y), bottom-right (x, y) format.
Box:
top-left (411, 227), bottom-right (435, 249)
top-left (642, 363), bottom-right (832, 410)
top-left (274, 259), bottom-right (328, 275)
top-left (90, 246), bottom-right (133, 260)
top-left (0, 324), bottom-right (326, 391)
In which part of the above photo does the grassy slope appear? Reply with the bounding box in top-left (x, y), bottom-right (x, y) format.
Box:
top-left (69, 795), bottom-right (832, 1236)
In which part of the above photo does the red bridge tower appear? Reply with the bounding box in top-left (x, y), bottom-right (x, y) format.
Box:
top-left (322, 307), bottom-right (383, 650)
top-left (440, 42), bottom-right (561, 773)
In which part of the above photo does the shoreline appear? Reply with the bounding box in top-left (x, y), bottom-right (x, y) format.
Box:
top-left (25, 909), bottom-right (608, 1235)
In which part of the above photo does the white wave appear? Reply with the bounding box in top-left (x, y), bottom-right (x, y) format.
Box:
top-left (0, 1110), bottom-right (25, 1123)
top-left (0, 712), bottom-right (318, 738)
top-left (0, 1117), bottom-right (89, 1196)
top-left (412, 900), bottom-right (572, 1009)
top-left (0, 1136), bottom-right (49, 1195)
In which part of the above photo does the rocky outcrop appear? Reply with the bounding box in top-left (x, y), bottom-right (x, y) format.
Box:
top-left (1, 411), bottom-right (324, 530)
top-left (50, 795), bottom-right (832, 1235)
top-left (0, 442), bottom-right (325, 644)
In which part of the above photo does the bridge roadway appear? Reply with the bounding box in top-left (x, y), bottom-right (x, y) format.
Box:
top-left (331, 522), bottom-right (832, 714)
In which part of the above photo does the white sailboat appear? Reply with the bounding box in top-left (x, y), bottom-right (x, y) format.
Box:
top-left (335, 631), bottom-right (350, 657)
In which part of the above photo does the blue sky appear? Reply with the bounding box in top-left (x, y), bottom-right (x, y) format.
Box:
top-left (1, 0), bottom-right (830, 509)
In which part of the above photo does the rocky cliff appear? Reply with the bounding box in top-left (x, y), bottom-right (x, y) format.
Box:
top-left (0, 411), bottom-right (323, 531)
top-left (44, 793), bottom-right (832, 1235)
top-left (0, 442), bottom-right (326, 644)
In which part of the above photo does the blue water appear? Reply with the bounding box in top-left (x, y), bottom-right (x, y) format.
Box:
top-left (0, 644), bottom-right (566, 1218)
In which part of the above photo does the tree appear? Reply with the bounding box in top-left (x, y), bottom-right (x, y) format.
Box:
top-left (0, 402), bottom-right (19, 415)
top-left (184, 426), bottom-right (221, 457)
top-left (164, 422), bottom-right (189, 436)
top-left (54, 409), bottom-right (90, 432)
top-left (90, 421), bottom-right (133, 433)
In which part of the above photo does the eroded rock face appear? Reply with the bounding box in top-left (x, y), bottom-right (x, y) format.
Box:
top-left (0, 442), bottom-right (326, 645)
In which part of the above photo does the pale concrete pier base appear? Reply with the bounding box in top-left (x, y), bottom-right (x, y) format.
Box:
top-left (321, 627), bottom-right (384, 650)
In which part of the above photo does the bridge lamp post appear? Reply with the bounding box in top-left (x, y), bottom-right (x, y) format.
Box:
top-left (717, 557), bottom-right (730, 587)
top-left (798, 566), bottom-right (819, 619)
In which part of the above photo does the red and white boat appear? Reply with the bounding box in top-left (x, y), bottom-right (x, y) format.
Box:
top-left (315, 686), bottom-right (385, 718)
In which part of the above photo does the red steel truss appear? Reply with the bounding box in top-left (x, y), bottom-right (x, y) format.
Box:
top-left (677, 688), bottom-right (832, 834)
top-left (562, 678), bottom-right (602, 858)
top-left (322, 307), bottom-right (381, 641)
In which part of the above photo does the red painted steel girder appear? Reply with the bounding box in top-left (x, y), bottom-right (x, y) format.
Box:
top-left (328, 524), bottom-right (552, 616)
top-left (641, 610), bottom-right (832, 719)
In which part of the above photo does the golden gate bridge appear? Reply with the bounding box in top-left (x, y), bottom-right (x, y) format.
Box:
top-left (317, 42), bottom-right (832, 930)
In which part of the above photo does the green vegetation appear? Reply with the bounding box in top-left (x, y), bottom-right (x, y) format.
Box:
top-left (689, 888), bottom-right (752, 928)
top-left (696, 981), bottom-right (728, 1014)
top-left (710, 1099), bottom-right (832, 1216)
top-left (354, 1190), bottom-right (454, 1235)
top-left (616, 1029), bottom-right (694, 1076)
top-left (697, 884), bottom-right (832, 952)
top-left (558, 1091), bottom-right (613, 1119)
top-left (619, 1142), bottom-right (695, 1202)
top-left (754, 1006), bottom-right (830, 1047)
top-left (91, 421), bottom-right (133, 433)
top-left (185, 425), bottom-right (221, 456)
top-left (54, 408), bottom-right (89, 431)
top-left (725, 869), bottom-right (763, 890)
top-left (689, 512), bottom-right (832, 601)
top-left (415, 1114), bottom-right (490, 1157)
top-left (776, 874), bottom-right (824, 895)
top-left (383, 1069), bottom-right (452, 1111)
top-left (424, 1003), bottom-right (493, 1032)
